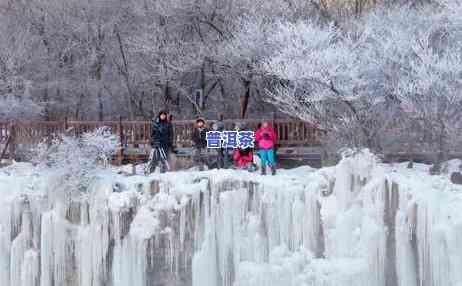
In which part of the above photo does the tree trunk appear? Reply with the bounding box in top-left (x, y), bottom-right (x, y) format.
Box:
top-left (240, 80), bottom-right (251, 119)
top-left (97, 87), bottom-right (104, 121)
top-left (43, 83), bottom-right (50, 121)
top-left (151, 89), bottom-right (156, 119)
top-left (75, 93), bottom-right (84, 120)
top-left (164, 81), bottom-right (171, 111)
top-left (430, 118), bottom-right (447, 175)
top-left (115, 28), bottom-right (134, 120)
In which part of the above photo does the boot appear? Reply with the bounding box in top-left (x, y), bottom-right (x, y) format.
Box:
top-left (261, 166), bottom-right (266, 175)
top-left (270, 165), bottom-right (276, 176)
top-left (148, 161), bottom-right (156, 174)
top-left (160, 163), bottom-right (167, 174)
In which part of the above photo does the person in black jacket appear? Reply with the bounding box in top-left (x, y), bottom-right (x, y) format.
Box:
top-left (147, 110), bottom-right (173, 173)
top-left (191, 118), bottom-right (208, 170)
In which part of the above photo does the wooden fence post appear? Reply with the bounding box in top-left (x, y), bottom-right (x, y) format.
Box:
top-left (117, 116), bottom-right (124, 165)
top-left (271, 112), bottom-right (277, 140)
top-left (9, 121), bottom-right (16, 160)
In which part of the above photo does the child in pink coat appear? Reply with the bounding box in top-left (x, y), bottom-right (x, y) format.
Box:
top-left (233, 148), bottom-right (254, 169)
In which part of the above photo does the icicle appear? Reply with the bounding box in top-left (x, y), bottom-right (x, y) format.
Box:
top-left (302, 190), bottom-right (324, 257)
top-left (416, 201), bottom-right (433, 286)
top-left (0, 224), bottom-right (10, 286)
top-left (40, 211), bottom-right (54, 286)
top-left (192, 181), bottom-right (219, 286)
top-left (4, 150), bottom-right (462, 286)
top-left (291, 193), bottom-right (304, 251)
top-left (395, 195), bottom-right (418, 286)
top-left (10, 203), bottom-right (33, 286)
top-left (112, 235), bottom-right (150, 286)
top-left (20, 249), bottom-right (39, 286)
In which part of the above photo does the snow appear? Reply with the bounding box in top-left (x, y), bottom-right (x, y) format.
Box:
top-left (1, 151), bottom-right (462, 286)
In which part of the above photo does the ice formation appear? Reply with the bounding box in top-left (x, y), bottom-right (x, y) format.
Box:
top-left (0, 151), bottom-right (462, 286)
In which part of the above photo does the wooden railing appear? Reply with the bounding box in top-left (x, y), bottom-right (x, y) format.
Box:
top-left (0, 119), bottom-right (325, 162)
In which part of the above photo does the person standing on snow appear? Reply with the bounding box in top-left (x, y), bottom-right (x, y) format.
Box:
top-left (148, 110), bottom-right (173, 173)
top-left (255, 121), bottom-right (277, 175)
top-left (191, 118), bottom-right (208, 171)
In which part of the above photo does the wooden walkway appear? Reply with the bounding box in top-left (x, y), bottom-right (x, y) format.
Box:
top-left (0, 119), bottom-right (325, 164)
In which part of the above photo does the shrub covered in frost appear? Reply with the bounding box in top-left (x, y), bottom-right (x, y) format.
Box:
top-left (32, 127), bottom-right (119, 191)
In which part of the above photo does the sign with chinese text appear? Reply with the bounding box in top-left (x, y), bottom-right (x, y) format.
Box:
top-left (206, 131), bottom-right (255, 149)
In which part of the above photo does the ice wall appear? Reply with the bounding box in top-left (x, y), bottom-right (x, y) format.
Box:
top-left (0, 152), bottom-right (462, 286)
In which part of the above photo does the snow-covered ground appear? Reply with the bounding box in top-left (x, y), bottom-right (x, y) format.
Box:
top-left (0, 151), bottom-right (462, 286)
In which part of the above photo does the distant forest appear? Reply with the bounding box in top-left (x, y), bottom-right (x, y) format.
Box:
top-left (0, 0), bottom-right (407, 121)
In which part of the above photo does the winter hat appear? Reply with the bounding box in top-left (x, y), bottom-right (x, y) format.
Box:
top-left (158, 110), bottom-right (168, 119)
top-left (235, 121), bottom-right (248, 131)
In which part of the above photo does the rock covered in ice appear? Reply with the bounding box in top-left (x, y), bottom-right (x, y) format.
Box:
top-left (0, 152), bottom-right (462, 286)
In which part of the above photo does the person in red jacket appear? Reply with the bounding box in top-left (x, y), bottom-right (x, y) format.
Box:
top-left (255, 121), bottom-right (277, 175)
top-left (233, 147), bottom-right (254, 170)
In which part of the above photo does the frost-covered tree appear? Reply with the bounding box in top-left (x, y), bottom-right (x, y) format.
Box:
top-left (33, 127), bottom-right (119, 191)
top-left (354, 1), bottom-right (462, 168)
top-left (0, 0), bottom-right (386, 121)
top-left (400, 3), bottom-right (461, 169)
top-left (1, 0), bottom-right (457, 137)
top-left (259, 1), bottom-right (462, 166)
top-left (0, 11), bottom-right (43, 120)
top-left (261, 20), bottom-right (401, 151)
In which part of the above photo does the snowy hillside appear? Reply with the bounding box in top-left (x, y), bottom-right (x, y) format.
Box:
top-left (1, 151), bottom-right (462, 286)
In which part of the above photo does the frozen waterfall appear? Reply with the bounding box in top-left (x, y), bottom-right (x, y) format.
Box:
top-left (1, 152), bottom-right (462, 286)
